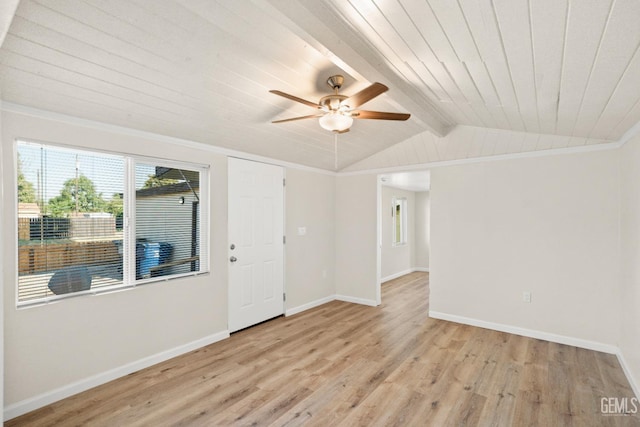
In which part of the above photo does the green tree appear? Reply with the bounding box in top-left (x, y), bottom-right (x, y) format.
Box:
top-left (105, 193), bottom-right (124, 230)
top-left (143, 174), bottom-right (180, 188)
top-left (47, 175), bottom-right (106, 217)
top-left (105, 193), bottom-right (123, 217)
top-left (17, 153), bottom-right (36, 203)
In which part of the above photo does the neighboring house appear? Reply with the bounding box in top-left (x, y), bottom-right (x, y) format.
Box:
top-left (17, 203), bottom-right (40, 219)
top-left (136, 181), bottom-right (200, 276)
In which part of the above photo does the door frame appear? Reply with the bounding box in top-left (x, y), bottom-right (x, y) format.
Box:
top-left (376, 175), bottom-right (382, 305)
top-left (376, 170), bottom-right (431, 304)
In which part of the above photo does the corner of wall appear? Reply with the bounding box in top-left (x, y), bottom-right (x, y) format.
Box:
top-left (0, 102), bottom-right (5, 422)
top-left (618, 132), bottom-right (640, 400)
top-left (334, 174), bottom-right (378, 302)
top-left (616, 351), bottom-right (640, 399)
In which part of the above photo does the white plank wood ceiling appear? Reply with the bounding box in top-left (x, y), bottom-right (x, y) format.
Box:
top-left (1, 0), bottom-right (639, 171)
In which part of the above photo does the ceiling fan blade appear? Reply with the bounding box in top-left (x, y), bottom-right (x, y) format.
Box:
top-left (272, 114), bottom-right (323, 124)
top-left (344, 82), bottom-right (388, 108)
top-left (269, 90), bottom-right (319, 108)
top-left (352, 110), bottom-right (411, 121)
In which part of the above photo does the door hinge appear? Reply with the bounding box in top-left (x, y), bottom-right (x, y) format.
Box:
top-left (283, 293), bottom-right (286, 302)
top-left (283, 178), bottom-right (286, 186)
top-left (283, 235), bottom-right (286, 244)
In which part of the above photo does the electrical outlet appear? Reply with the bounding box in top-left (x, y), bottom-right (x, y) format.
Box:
top-left (523, 291), bottom-right (532, 303)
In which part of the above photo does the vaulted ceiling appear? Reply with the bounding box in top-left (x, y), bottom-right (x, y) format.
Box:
top-left (1, 0), bottom-right (639, 171)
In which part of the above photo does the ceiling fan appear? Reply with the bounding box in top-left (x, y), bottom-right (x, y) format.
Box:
top-left (269, 75), bottom-right (410, 133)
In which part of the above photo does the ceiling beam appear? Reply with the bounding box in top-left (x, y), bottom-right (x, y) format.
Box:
top-left (0, 0), bottom-right (19, 49)
top-left (257, 0), bottom-right (453, 137)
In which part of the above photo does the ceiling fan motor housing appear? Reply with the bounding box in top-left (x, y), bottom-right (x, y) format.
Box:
top-left (326, 75), bottom-right (344, 90)
top-left (319, 94), bottom-right (349, 111)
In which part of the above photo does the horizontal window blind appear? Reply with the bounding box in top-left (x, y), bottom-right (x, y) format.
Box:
top-left (16, 141), bottom-right (208, 305)
top-left (134, 163), bottom-right (202, 280)
top-left (17, 142), bottom-right (125, 302)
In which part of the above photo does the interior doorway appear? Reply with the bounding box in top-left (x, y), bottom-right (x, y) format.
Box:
top-left (377, 171), bottom-right (430, 303)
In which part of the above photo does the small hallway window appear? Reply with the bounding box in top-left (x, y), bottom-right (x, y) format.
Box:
top-left (393, 197), bottom-right (407, 245)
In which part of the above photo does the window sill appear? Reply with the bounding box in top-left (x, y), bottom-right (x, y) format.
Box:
top-left (16, 271), bottom-right (210, 309)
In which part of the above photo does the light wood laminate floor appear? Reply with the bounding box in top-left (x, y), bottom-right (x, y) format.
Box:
top-left (8, 272), bottom-right (639, 426)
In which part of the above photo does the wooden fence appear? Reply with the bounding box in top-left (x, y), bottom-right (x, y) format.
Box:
top-left (18, 217), bottom-right (117, 241)
top-left (69, 217), bottom-right (117, 238)
top-left (18, 217), bottom-right (70, 241)
top-left (18, 241), bottom-right (120, 275)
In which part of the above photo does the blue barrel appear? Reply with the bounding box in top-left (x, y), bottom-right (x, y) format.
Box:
top-left (137, 242), bottom-right (172, 278)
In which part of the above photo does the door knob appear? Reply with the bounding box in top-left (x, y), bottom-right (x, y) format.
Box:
top-left (230, 256), bottom-right (237, 263)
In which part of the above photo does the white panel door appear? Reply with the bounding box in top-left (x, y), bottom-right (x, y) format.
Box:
top-left (228, 157), bottom-right (284, 332)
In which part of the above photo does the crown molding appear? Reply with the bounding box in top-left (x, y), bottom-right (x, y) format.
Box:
top-left (0, 102), bottom-right (338, 177)
top-left (617, 119), bottom-right (640, 147)
top-left (1, 102), bottom-right (631, 179)
top-left (338, 139), bottom-right (623, 177)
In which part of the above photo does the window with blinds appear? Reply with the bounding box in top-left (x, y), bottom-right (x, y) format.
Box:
top-left (16, 141), bottom-right (208, 305)
top-left (134, 163), bottom-right (201, 280)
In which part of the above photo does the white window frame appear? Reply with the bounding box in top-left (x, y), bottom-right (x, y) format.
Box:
top-left (15, 139), bottom-right (210, 307)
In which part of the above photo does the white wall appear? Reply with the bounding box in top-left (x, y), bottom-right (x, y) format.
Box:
top-left (285, 168), bottom-right (335, 311)
top-left (4, 106), bottom-right (636, 417)
top-left (379, 187), bottom-right (430, 280)
top-left (2, 111), bottom-right (229, 412)
top-left (430, 150), bottom-right (621, 347)
top-left (0, 102), bottom-right (4, 420)
top-left (380, 186), bottom-right (415, 280)
top-left (2, 110), bottom-right (338, 418)
top-left (620, 133), bottom-right (640, 396)
top-left (335, 174), bottom-right (378, 305)
top-left (414, 191), bottom-right (430, 270)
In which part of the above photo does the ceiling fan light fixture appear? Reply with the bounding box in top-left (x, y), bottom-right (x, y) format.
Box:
top-left (270, 75), bottom-right (409, 132)
top-left (319, 111), bottom-right (353, 132)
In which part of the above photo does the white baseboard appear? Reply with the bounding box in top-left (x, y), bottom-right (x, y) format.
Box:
top-left (429, 311), bottom-right (618, 354)
top-left (4, 331), bottom-right (230, 421)
top-left (286, 295), bottom-right (336, 316)
top-left (286, 293), bottom-right (381, 316)
top-left (429, 311), bottom-right (640, 400)
top-left (336, 294), bottom-right (378, 307)
top-left (5, 290), bottom-right (382, 421)
top-left (381, 269), bottom-right (414, 283)
top-left (381, 267), bottom-right (429, 283)
top-left (616, 350), bottom-right (640, 399)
